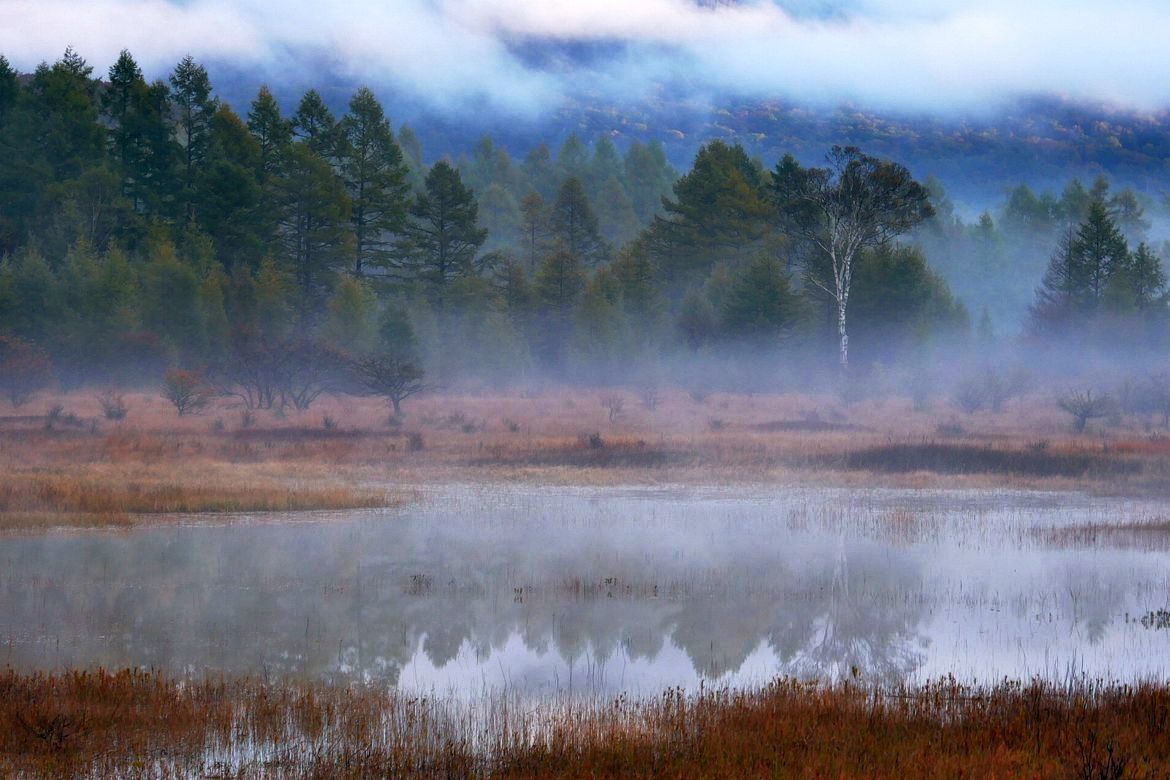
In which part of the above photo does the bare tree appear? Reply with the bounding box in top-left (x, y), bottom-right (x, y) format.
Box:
top-left (352, 355), bottom-right (425, 417)
top-left (772, 147), bottom-right (933, 370)
top-left (1057, 389), bottom-right (1114, 433)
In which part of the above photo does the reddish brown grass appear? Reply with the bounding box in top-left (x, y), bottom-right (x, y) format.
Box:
top-left (3, 387), bottom-right (1169, 531)
top-left (2, 669), bottom-right (1168, 778)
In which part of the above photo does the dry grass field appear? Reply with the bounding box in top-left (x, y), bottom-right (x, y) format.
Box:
top-left (0, 384), bottom-right (1165, 531)
top-left (2, 668), bottom-right (1167, 777)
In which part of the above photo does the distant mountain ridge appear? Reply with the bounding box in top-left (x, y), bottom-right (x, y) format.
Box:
top-left (157, 63), bottom-right (1170, 211)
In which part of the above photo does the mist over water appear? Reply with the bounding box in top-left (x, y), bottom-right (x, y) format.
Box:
top-left (4, 484), bottom-right (1168, 697)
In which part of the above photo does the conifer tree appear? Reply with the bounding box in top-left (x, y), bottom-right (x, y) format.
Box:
top-left (170, 56), bottom-right (217, 222)
top-left (405, 161), bottom-right (487, 307)
top-left (338, 87), bottom-right (410, 277)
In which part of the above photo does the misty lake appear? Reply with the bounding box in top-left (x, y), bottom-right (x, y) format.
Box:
top-left (2, 485), bottom-right (1168, 696)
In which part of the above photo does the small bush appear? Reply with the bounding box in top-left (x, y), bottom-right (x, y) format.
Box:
top-left (162, 369), bottom-right (211, 416)
top-left (96, 390), bottom-right (128, 421)
top-left (1057, 389), bottom-right (1115, 433)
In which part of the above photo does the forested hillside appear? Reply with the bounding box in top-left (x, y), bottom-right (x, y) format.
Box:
top-left (1, 49), bottom-right (1167, 407)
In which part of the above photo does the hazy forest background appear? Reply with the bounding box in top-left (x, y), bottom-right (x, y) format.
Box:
top-left (2, 48), bottom-right (1169, 410)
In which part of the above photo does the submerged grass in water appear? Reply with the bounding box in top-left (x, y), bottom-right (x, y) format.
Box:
top-left (2, 668), bottom-right (1169, 778)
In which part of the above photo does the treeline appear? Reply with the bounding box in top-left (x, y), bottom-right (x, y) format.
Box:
top-left (0, 49), bottom-right (1163, 405)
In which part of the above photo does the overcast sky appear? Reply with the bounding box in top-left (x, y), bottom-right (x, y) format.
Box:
top-left (1, 0), bottom-right (1167, 115)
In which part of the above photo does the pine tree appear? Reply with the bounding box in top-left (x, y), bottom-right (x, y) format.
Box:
top-left (102, 50), bottom-right (143, 180)
top-left (292, 90), bottom-right (339, 159)
top-left (653, 142), bottom-right (770, 277)
top-left (720, 255), bottom-right (800, 344)
top-left (0, 55), bottom-right (17, 125)
top-left (273, 142), bottom-right (352, 317)
top-left (533, 248), bottom-right (586, 366)
top-left (338, 87), bottom-right (411, 277)
top-left (551, 177), bottom-right (606, 265)
top-left (1030, 229), bottom-right (1078, 334)
top-left (196, 105), bottom-right (264, 268)
top-left (519, 191), bottom-right (549, 274)
top-left (247, 86), bottom-right (291, 178)
top-left (624, 140), bottom-right (675, 224)
top-left (1071, 200), bottom-right (1129, 309)
top-left (31, 48), bottom-right (106, 181)
top-left (1110, 242), bottom-right (1167, 312)
top-left (170, 56), bottom-right (217, 222)
top-left (405, 161), bottom-right (487, 307)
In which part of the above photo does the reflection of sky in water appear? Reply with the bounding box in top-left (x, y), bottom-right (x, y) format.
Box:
top-left (1, 484), bottom-right (1169, 695)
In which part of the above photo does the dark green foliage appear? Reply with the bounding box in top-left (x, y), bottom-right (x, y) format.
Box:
top-left (551, 177), bottom-right (606, 265)
top-left (339, 87), bottom-right (411, 277)
top-left (273, 142), bottom-right (351, 315)
top-left (720, 256), bottom-right (801, 344)
top-left (405, 161), bottom-right (487, 306)
top-left (292, 90), bottom-right (339, 159)
top-left (170, 56), bottom-right (217, 222)
top-left (1030, 201), bottom-right (1160, 337)
top-left (651, 141), bottom-right (772, 279)
top-left (247, 86), bottom-right (291, 178)
top-left (0, 48), bottom-right (1031, 388)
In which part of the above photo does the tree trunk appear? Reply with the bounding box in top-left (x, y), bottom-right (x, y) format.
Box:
top-left (391, 396), bottom-right (402, 417)
top-left (837, 297), bottom-right (849, 371)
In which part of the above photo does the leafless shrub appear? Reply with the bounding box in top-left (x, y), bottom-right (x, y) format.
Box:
top-left (601, 394), bottom-right (625, 424)
top-left (954, 370), bottom-right (1018, 414)
top-left (1057, 389), bottom-right (1115, 433)
top-left (96, 390), bottom-right (128, 421)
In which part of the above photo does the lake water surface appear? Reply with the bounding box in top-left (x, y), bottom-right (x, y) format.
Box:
top-left (2, 484), bottom-right (1168, 696)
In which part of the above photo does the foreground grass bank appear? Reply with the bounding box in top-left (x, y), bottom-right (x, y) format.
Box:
top-left (1, 669), bottom-right (1167, 777)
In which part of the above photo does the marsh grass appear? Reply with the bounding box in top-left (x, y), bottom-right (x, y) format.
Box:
top-left (1036, 518), bottom-right (1170, 549)
top-left (0, 463), bottom-right (393, 530)
top-left (3, 388), bottom-right (1170, 532)
top-left (2, 669), bottom-right (1169, 778)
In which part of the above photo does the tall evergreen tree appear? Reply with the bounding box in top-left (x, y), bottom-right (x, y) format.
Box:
top-left (1071, 200), bottom-right (1129, 309)
top-left (292, 90), bottom-right (339, 159)
top-left (405, 161), bottom-right (487, 307)
top-left (273, 142), bottom-right (351, 317)
top-left (338, 87), bottom-right (410, 277)
top-left (247, 85), bottom-right (291, 178)
top-left (551, 177), bottom-right (606, 265)
top-left (519, 191), bottom-right (549, 274)
top-left (102, 50), bottom-right (142, 179)
top-left (0, 55), bottom-right (17, 125)
top-left (31, 48), bottom-right (106, 182)
top-left (651, 141), bottom-right (771, 278)
top-left (169, 56), bottom-right (217, 222)
top-left (196, 105), bottom-right (264, 268)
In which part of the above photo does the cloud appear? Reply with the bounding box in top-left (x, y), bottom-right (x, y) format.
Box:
top-left (2, 0), bottom-right (1169, 115)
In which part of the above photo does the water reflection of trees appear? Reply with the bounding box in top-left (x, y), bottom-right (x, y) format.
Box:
top-left (0, 492), bottom-right (1137, 690)
top-left (0, 503), bottom-right (936, 688)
